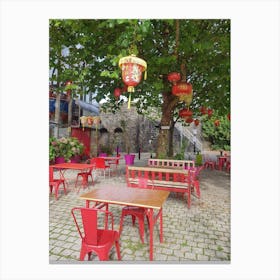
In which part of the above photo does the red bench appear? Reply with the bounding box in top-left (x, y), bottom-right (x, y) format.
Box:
top-left (148, 159), bottom-right (195, 169)
top-left (126, 165), bottom-right (196, 208)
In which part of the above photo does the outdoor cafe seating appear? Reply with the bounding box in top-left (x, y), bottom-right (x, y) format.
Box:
top-left (71, 207), bottom-right (121, 261)
top-left (119, 177), bottom-right (151, 244)
top-left (49, 166), bottom-right (66, 200)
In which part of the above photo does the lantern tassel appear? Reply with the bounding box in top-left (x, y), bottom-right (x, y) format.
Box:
top-left (144, 70), bottom-right (147, 80)
top-left (128, 93), bottom-right (131, 109)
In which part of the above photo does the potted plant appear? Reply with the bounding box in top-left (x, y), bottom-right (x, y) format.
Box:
top-left (121, 120), bottom-right (135, 165)
top-left (50, 137), bottom-right (84, 163)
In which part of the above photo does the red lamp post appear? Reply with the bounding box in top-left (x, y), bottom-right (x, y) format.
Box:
top-left (119, 54), bottom-right (147, 109)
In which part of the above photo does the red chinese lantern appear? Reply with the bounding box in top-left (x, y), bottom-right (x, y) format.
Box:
top-left (179, 108), bottom-right (193, 119)
top-left (119, 54), bottom-right (147, 109)
top-left (167, 72), bottom-right (181, 85)
top-left (114, 88), bottom-right (122, 100)
top-left (172, 82), bottom-right (192, 97)
top-left (207, 108), bottom-right (213, 117)
top-left (87, 116), bottom-right (94, 126)
top-left (185, 117), bottom-right (193, 123)
top-left (194, 119), bottom-right (200, 126)
top-left (172, 82), bottom-right (193, 106)
top-left (214, 120), bottom-right (220, 127)
top-left (200, 106), bottom-right (207, 115)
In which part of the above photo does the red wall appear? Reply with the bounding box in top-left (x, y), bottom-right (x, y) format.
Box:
top-left (71, 127), bottom-right (91, 157)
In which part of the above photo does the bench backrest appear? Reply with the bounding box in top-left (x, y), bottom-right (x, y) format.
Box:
top-left (148, 158), bottom-right (195, 169)
top-left (126, 165), bottom-right (189, 188)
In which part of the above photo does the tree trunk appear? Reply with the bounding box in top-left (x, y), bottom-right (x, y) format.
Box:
top-left (67, 96), bottom-right (73, 136)
top-left (156, 92), bottom-right (178, 158)
top-left (168, 118), bottom-right (175, 157)
top-left (54, 92), bottom-right (61, 138)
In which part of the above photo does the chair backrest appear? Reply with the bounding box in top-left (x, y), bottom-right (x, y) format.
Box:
top-left (71, 207), bottom-right (98, 245)
top-left (95, 157), bottom-right (106, 168)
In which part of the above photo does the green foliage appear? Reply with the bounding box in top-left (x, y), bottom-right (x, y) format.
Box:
top-left (99, 144), bottom-right (113, 155)
top-left (49, 19), bottom-right (230, 116)
top-left (49, 137), bottom-right (84, 161)
top-left (174, 139), bottom-right (188, 160)
top-left (202, 115), bottom-right (230, 150)
top-left (195, 153), bottom-right (203, 166)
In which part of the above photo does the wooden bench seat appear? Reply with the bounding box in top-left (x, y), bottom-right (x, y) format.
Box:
top-left (126, 166), bottom-right (196, 208)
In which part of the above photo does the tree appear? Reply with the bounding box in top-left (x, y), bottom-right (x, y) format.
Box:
top-left (49, 19), bottom-right (230, 156)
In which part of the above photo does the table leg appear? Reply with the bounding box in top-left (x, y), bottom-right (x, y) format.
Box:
top-left (159, 208), bottom-right (163, 243)
top-left (146, 208), bottom-right (154, 261)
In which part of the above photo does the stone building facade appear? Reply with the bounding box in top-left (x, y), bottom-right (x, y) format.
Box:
top-left (97, 104), bottom-right (159, 155)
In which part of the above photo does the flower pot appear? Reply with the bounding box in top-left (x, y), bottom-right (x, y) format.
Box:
top-left (70, 155), bottom-right (81, 163)
top-left (124, 154), bottom-right (135, 166)
top-left (55, 157), bottom-right (65, 164)
top-left (99, 153), bottom-right (107, 157)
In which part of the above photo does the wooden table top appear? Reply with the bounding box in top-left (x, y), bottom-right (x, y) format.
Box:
top-left (127, 165), bottom-right (189, 174)
top-left (79, 186), bottom-right (170, 210)
top-left (50, 162), bottom-right (95, 170)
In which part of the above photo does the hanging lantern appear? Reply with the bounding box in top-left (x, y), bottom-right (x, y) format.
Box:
top-left (214, 120), bottom-right (220, 127)
top-left (87, 116), bottom-right (94, 127)
top-left (172, 82), bottom-right (192, 97)
top-left (179, 108), bottom-right (193, 119)
top-left (119, 54), bottom-right (147, 109)
top-left (185, 117), bottom-right (193, 124)
top-left (92, 116), bottom-right (101, 126)
top-left (194, 119), bottom-right (200, 126)
top-left (200, 106), bottom-right (207, 115)
top-left (207, 108), bottom-right (213, 117)
top-left (180, 93), bottom-right (193, 106)
top-left (80, 116), bottom-right (87, 131)
top-left (114, 88), bottom-right (122, 100)
top-left (167, 72), bottom-right (181, 85)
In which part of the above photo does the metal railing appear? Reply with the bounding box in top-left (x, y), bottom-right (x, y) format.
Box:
top-left (175, 123), bottom-right (203, 151)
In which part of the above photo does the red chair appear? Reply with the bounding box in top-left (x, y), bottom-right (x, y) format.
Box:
top-left (119, 178), bottom-right (151, 243)
top-left (107, 155), bottom-right (121, 175)
top-left (92, 157), bottom-right (111, 178)
top-left (203, 155), bottom-right (216, 170)
top-left (49, 166), bottom-right (66, 200)
top-left (75, 159), bottom-right (95, 190)
top-left (71, 207), bottom-right (121, 261)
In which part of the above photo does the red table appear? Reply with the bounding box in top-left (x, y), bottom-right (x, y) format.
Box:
top-left (79, 186), bottom-right (170, 261)
top-left (50, 163), bottom-right (95, 191)
top-left (217, 156), bottom-right (228, 171)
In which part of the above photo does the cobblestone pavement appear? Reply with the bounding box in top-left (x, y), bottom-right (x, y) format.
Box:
top-left (49, 154), bottom-right (230, 263)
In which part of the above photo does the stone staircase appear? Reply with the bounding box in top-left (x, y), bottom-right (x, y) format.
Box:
top-left (175, 122), bottom-right (203, 152)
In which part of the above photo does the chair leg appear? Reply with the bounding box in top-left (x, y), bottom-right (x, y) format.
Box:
top-left (63, 182), bottom-right (67, 195)
top-left (115, 240), bottom-right (121, 260)
top-left (79, 245), bottom-right (87, 261)
top-left (97, 250), bottom-right (109, 261)
top-left (138, 218), bottom-right (145, 244)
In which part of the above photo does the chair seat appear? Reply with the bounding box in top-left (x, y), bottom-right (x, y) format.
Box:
top-left (94, 229), bottom-right (119, 246)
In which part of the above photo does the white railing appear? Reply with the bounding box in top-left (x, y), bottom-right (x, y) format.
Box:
top-left (175, 123), bottom-right (203, 151)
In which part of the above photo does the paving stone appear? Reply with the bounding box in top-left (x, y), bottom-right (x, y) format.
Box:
top-left (49, 156), bottom-right (230, 263)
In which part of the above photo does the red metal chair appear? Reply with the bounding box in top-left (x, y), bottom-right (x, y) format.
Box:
top-left (203, 155), bottom-right (216, 170)
top-left (75, 159), bottom-right (95, 189)
top-left (107, 155), bottom-right (121, 175)
top-left (49, 166), bottom-right (66, 200)
top-left (71, 207), bottom-right (121, 261)
top-left (119, 177), bottom-right (151, 243)
top-left (92, 157), bottom-right (111, 178)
